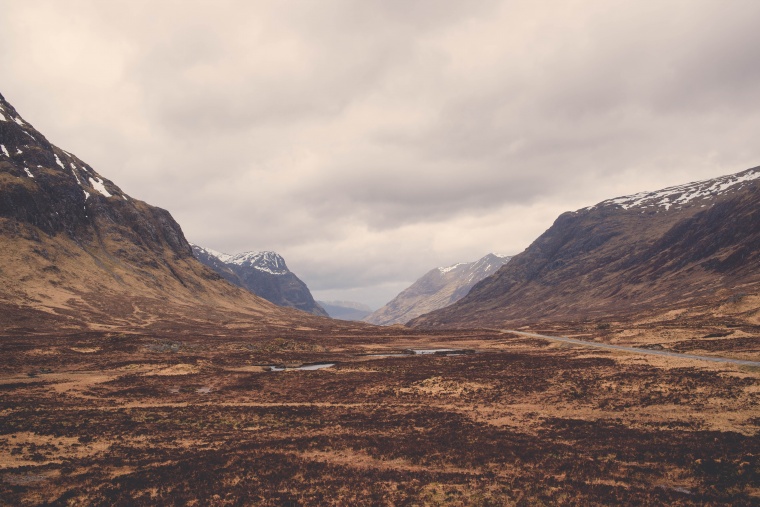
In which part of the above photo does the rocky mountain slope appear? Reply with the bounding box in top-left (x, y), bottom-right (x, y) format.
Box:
top-left (317, 300), bottom-right (373, 321)
top-left (410, 167), bottom-right (760, 329)
top-left (365, 253), bottom-right (512, 325)
top-left (191, 245), bottom-right (328, 316)
top-left (0, 91), bottom-right (334, 335)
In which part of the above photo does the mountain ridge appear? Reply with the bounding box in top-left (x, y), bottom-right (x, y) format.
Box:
top-left (410, 166), bottom-right (760, 328)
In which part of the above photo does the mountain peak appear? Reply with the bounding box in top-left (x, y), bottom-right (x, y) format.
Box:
top-left (191, 244), bottom-right (326, 316)
top-left (191, 245), bottom-right (289, 275)
top-left (227, 251), bottom-right (288, 275)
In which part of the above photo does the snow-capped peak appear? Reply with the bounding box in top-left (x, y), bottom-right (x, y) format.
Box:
top-left (227, 251), bottom-right (289, 275)
top-left (585, 167), bottom-right (760, 212)
top-left (192, 244), bottom-right (289, 275)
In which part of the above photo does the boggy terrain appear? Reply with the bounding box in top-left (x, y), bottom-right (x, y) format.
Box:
top-left (1, 325), bottom-right (758, 506)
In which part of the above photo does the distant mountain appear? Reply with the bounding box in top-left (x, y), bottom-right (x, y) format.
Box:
top-left (192, 245), bottom-right (328, 317)
top-left (365, 253), bottom-right (512, 325)
top-left (410, 166), bottom-right (760, 328)
top-left (0, 91), bottom-right (310, 334)
top-left (317, 300), bottom-right (373, 321)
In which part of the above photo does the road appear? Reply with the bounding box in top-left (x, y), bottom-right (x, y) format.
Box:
top-left (504, 330), bottom-right (760, 368)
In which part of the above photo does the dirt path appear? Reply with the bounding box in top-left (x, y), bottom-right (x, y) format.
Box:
top-left (504, 329), bottom-right (760, 367)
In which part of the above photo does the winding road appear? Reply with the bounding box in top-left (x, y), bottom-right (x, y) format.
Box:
top-left (504, 330), bottom-right (760, 368)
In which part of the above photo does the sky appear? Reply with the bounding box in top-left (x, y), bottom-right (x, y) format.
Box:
top-left (2, 0), bottom-right (760, 308)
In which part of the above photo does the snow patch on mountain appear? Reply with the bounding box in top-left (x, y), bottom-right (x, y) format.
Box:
top-left (586, 168), bottom-right (760, 212)
top-left (89, 176), bottom-right (112, 197)
top-left (193, 245), bottom-right (233, 263)
top-left (69, 163), bottom-right (83, 185)
top-left (438, 262), bottom-right (467, 274)
top-left (0, 145), bottom-right (8, 158)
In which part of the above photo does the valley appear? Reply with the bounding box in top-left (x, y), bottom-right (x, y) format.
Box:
top-left (1, 86), bottom-right (759, 506)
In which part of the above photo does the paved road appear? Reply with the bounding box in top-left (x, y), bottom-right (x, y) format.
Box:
top-left (504, 330), bottom-right (760, 368)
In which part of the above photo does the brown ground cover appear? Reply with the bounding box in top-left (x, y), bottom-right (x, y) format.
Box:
top-left (0, 327), bottom-right (758, 506)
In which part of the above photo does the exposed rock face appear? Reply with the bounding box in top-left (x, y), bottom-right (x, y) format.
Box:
top-left (192, 245), bottom-right (328, 317)
top-left (365, 253), bottom-right (512, 325)
top-left (0, 91), bottom-right (310, 334)
top-left (317, 300), bottom-right (373, 321)
top-left (410, 167), bottom-right (760, 329)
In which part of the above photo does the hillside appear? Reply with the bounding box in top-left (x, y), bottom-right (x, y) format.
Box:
top-left (366, 253), bottom-right (511, 325)
top-left (0, 91), bottom-right (334, 336)
top-left (410, 167), bottom-right (760, 329)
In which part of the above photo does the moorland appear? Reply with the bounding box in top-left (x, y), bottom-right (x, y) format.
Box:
top-left (1, 310), bottom-right (758, 506)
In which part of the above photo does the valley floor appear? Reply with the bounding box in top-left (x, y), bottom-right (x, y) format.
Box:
top-left (1, 327), bottom-right (758, 506)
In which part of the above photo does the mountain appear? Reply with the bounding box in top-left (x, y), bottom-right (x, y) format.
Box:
top-left (317, 300), bottom-right (373, 321)
top-left (191, 245), bottom-right (328, 316)
top-left (0, 91), bottom-right (325, 335)
top-left (365, 253), bottom-right (512, 325)
top-left (410, 167), bottom-right (760, 329)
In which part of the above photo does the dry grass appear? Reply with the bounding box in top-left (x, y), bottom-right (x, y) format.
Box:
top-left (0, 327), bottom-right (758, 505)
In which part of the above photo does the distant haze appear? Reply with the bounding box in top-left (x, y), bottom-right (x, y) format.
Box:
top-left (2, 1), bottom-right (760, 308)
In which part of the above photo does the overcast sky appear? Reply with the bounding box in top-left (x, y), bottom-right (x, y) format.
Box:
top-left (2, 0), bottom-right (760, 308)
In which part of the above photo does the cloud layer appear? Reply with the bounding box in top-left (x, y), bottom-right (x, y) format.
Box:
top-left (3, 0), bottom-right (760, 307)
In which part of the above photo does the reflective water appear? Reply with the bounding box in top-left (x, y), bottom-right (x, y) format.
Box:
top-left (268, 363), bottom-right (335, 372)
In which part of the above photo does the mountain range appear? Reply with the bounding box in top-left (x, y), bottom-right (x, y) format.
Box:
top-left (191, 245), bottom-right (328, 316)
top-left (410, 167), bottom-right (760, 329)
top-left (3, 88), bottom-right (759, 339)
top-left (365, 253), bottom-right (512, 325)
top-left (0, 91), bottom-right (333, 336)
top-left (317, 300), bottom-right (373, 321)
